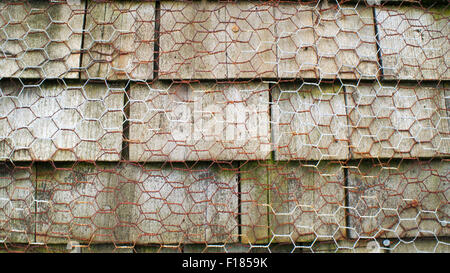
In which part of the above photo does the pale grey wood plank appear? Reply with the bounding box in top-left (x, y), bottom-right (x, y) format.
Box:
top-left (128, 81), bottom-right (271, 162)
top-left (0, 81), bottom-right (124, 161)
top-left (118, 162), bottom-right (239, 244)
top-left (225, 2), bottom-right (277, 79)
top-left (272, 83), bottom-right (349, 161)
top-left (347, 159), bottom-right (449, 239)
top-left (0, 0), bottom-right (85, 78)
top-left (275, 2), bottom-right (378, 79)
top-left (240, 161), bottom-right (269, 244)
top-left (376, 6), bottom-right (450, 80)
top-left (160, 1), bottom-right (277, 79)
top-left (275, 3), bottom-right (317, 79)
top-left (315, 2), bottom-right (379, 79)
top-left (35, 162), bottom-right (238, 245)
top-left (159, 1), bottom-right (378, 80)
top-left (35, 163), bottom-right (135, 244)
top-left (200, 164), bottom-right (239, 243)
top-left (346, 82), bottom-right (449, 158)
top-left (240, 160), bottom-right (346, 243)
top-left (269, 161), bottom-right (346, 243)
top-left (82, 1), bottom-right (154, 80)
top-left (159, 1), bottom-right (227, 80)
top-left (0, 165), bottom-right (35, 244)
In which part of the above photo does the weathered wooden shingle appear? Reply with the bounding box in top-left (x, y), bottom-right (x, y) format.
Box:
top-left (376, 6), bottom-right (450, 80)
top-left (159, 1), bottom-right (227, 79)
top-left (35, 162), bottom-right (238, 244)
top-left (346, 82), bottom-right (449, 158)
top-left (35, 163), bottom-right (128, 244)
top-left (0, 0), bottom-right (85, 78)
top-left (270, 161), bottom-right (346, 243)
top-left (275, 3), bottom-right (317, 79)
top-left (272, 83), bottom-right (349, 161)
top-left (240, 161), bottom-right (346, 243)
top-left (159, 1), bottom-right (277, 79)
top-left (159, 1), bottom-right (378, 80)
top-left (225, 2), bottom-right (277, 79)
top-left (315, 2), bottom-right (379, 79)
top-left (0, 165), bottom-right (35, 244)
top-left (0, 81), bottom-right (124, 161)
top-left (82, 1), bottom-right (155, 80)
top-left (347, 159), bottom-right (449, 239)
top-left (240, 161), bottom-right (270, 244)
top-left (275, 2), bottom-right (378, 79)
top-left (129, 81), bottom-right (270, 162)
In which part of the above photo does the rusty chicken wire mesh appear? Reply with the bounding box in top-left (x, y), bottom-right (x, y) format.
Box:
top-left (0, 0), bottom-right (448, 253)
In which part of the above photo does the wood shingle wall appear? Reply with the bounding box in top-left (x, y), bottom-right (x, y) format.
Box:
top-left (0, 0), bottom-right (448, 253)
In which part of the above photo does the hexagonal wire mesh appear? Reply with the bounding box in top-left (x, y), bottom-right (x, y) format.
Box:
top-left (0, 0), bottom-right (448, 253)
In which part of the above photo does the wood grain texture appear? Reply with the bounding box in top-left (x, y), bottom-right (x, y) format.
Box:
top-left (82, 1), bottom-right (155, 80)
top-left (275, 3), bottom-right (317, 79)
top-left (346, 82), bottom-right (449, 159)
top-left (240, 161), bottom-right (346, 243)
top-left (272, 83), bottom-right (349, 161)
top-left (35, 163), bottom-right (130, 244)
top-left (270, 161), bottom-right (346, 243)
top-left (275, 2), bottom-right (378, 79)
top-left (0, 0), bottom-right (84, 78)
top-left (35, 162), bottom-right (238, 244)
top-left (159, 1), bottom-right (227, 79)
top-left (0, 81), bottom-right (124, 161)
top-left (347, 159), bottom-right (449, 239)
top-left (315, 2), bottom-right (379, 79)
top-left (376, 6), bottom-right (450, 80)
top-left (240, 161), bottom-right (270, 244)
top-left (129, 81), bottom-right (271, 162)
top-left (159, 1), bottom-right (378, 80)
top-left (160, 1), bottom-right (277, 79)
top-left (0, 165), bottom-right (35, 244)
top-left (225, 2), bottom-right (277, 79)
